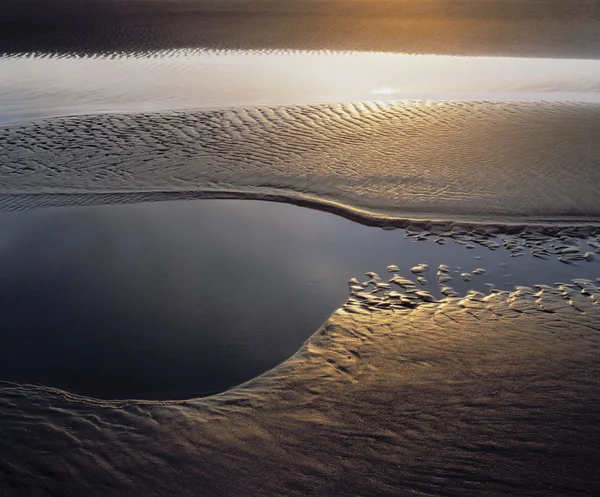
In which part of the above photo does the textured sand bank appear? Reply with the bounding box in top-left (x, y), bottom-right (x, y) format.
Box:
top-left (3, 101), bottom-right (600, 226)
top-left (2, 0), bottom-right (600, 57)
top-left (2, 279), bottom-right (600, 495)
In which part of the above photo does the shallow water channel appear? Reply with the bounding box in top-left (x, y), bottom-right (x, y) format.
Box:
top-left (0, 199), bottom-right (597, 400)
top-left (3, 49), bottom-right (600, 122)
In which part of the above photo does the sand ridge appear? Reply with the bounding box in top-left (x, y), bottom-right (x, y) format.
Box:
top-left (3, 101), bottom-right (600, 227)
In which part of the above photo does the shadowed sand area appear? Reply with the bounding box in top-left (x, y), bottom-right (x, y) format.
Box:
top-left (2, 280), bottom-right (600, 495)
top-left (2, 0), bottom-right (600, 58)
top-left (3, 100), bottom-right (600, 225)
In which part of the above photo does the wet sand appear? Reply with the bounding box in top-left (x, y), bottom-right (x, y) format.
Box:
top-left (2, 119), bottom-right (600, 493)
top-left (2, 277), bottom-right (600, 495)
top-left (2, 0), bottom-right (600, 57)
top-left (3, 101), bottom-right (600, 226)
top-left (2, 2), bottom-right (600, 494)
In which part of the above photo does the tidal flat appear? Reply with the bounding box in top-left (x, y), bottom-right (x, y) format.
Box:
top-left (0, 199), bottom-right (597, 402)
top-left (2, 1), bottom-right (600, 495)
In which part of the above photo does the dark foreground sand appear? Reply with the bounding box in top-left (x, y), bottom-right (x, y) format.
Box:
top-left (2, 0), bottom-right (600, 57)
top-left (2, 278), bottom-right (600, 495)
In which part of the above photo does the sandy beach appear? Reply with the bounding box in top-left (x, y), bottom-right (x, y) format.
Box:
top-left (2, 1), bottom-right (600, 496)
top-left (3, 101), bottom-right (600, 225)
top-left (2, 277), bottom-right (600, 495)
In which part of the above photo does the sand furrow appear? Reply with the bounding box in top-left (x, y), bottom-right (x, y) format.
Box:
top-left (2, 101), bottom-right (600, 225)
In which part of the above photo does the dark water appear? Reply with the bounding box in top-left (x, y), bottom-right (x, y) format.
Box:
top-left (0, 199), bottom-right (596, 400)
top-left (2, 0), bottom-right (600, 59)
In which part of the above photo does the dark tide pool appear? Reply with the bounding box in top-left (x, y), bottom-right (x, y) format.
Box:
top-left (0, 199), bottom-right (597, 400)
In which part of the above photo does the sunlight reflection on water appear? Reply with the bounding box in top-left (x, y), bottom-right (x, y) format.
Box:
top-left (1, 49), bottom-right (600, 122)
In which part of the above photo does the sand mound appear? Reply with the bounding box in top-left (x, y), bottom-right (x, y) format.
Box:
top-left (3, 101), bottom-right (600, 226)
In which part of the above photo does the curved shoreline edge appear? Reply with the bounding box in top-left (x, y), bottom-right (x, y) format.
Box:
top-left (2, 266), bottom-right (599, 496)
top-left (2, 188), bottom-right (600, 233)
top-left (2, 271), bottom-right (599, 407)
top-left (4, 100), bottom-right (600, 230)
top-left (3, 96), bottom-right (600, 405)
top-left (0, 201), bottom-right (598, 407)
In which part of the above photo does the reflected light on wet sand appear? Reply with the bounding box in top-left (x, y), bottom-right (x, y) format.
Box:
top-left (1, 49), bottom-right (600, 122)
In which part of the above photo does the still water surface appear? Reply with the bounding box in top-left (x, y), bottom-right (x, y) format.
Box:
top-left (0, 199), bottom-right (596, 400)
top-left (2, 49), bottom-right (600, 122)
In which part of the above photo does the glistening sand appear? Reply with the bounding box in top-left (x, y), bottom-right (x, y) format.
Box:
top-left (2, 273), bottom-right (600, 495)
top-left (0, 199), bottom-right (597, 401)
top-left (3, 100), bottom-right (600, 224)
top-left (2, 27), bottom-right (600, 496)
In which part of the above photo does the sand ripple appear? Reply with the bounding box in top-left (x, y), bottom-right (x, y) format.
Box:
top-left (3, 97), bottom-right (600, 495)
top-left (2, 101), bottom-right (600, 226)
top-left (1, 276), bottom-right (600, 495)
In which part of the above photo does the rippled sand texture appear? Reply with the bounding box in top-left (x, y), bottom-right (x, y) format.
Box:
top-left (2, 280), bottom-right (600, 496)
top-left (2, 0), bottom-right (600, 58)
top-left (3, 101), bottom-right (600, 223)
